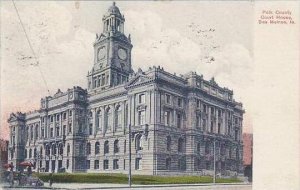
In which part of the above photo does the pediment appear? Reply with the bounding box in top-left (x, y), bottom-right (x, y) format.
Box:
top-left (126, 74), bottom-right (153, 88)
top-left (7, 113), bottom-right (17, 122)
top-left (7, 112), bottom-right (25, 123)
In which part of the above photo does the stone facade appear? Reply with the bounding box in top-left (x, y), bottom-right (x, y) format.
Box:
top-left (7, 2), bottom-right (244, 176)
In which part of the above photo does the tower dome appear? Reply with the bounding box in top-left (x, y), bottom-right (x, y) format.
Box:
top-left (104, 2), bottom-right (122, 19)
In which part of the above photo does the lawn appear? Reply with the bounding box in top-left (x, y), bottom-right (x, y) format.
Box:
top-left (34, 173), bottom-right (241, 185)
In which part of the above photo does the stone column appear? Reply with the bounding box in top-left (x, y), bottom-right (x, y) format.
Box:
top-left (93, 108), bottom-right (96, 135)
top-left (146, 90), bottom-right (151, 124)
top-left (112, 104), bottom-right (116, 133)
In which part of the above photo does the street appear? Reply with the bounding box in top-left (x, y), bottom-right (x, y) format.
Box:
top-left (0, 183), bottom-right (252, 190)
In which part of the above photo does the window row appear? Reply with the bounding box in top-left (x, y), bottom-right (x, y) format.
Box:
top-left (164, 94), bottom-right (184, 107)
top-left (86, 158), bottom-right (142, 170)
top-left (85, 136), bottom-right (143, 156)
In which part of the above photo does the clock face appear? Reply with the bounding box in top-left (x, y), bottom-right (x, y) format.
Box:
top-left (118, 48), bottom-right (127, 60)
top-left (97, 46), bottom-right (106, 61)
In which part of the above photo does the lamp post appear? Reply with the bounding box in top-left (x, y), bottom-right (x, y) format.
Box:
top-left (213, 137), bottom-right (216, 184)
top-left (128, 124), bottom-right (132, 187)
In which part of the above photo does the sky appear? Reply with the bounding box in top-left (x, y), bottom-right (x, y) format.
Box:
top-left (0, 1), bottom-right (254, 140)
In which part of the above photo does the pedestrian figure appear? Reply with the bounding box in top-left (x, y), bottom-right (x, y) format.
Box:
top-left (27, 166), bottom-right (32, 177)
top-left (9, 170), bottom-right (14, 187)
top-left (49, 171), bottom-right (53, 187)
top-left (17, 171), bottom-right (21, 186)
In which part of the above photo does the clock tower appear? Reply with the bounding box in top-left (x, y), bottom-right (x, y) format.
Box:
top-left (88, 2), bottom-right (133, 91)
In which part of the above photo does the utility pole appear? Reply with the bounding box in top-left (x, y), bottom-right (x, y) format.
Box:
top-left (213, 137), bottom-right (216, 184)
top-left (128, 124), bottom-right (132, 187)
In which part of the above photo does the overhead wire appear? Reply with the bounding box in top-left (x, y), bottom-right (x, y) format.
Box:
top-left (11, 0), bottom-right (51, 95)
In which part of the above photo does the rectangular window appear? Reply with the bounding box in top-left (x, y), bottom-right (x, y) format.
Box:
top-left (68, 124), bottom-right (72, 134)
top-left (166, 94), bottom-right (171, 104)
top-left (56, 127), bottom-right (60, 136)
top-left (177, 113), bottom-right (181, 128)
top-left (63, 125), bottom-right (66, 136)
top-left (56, 114), bottom-right (60, 121)
top-left (113, 159), bottom-right (119, 170)
top-left (69, 110), bottom-right (72, 116)
top-left (123, 159), bottom-right (126, 170)
top-left (203, 104), bottom-right (207, 113)
top-left (218, 123), bottom-right (221, 134)
top-left (135, 158), bottom-right (142, 170)
top-left (41, 127), bottom-right (44, 138)
top-left (178, 98), bottom-right (182, 107)
top-left (138, 94), bottom-right (145, 104)
top-left (89, 124), bottom-right (93, 135)
top-left (196, 116), bottom-right (200, 128)
top-left (164, 111), bottom-right (170, 126)
top-left (101, 75), bottom-right (105, 86)
top-left (63, 112), bottom-right (67, 120)
top-left (138, 110), bottom-right (145, 125)
top-left (66, 159), bottom-right (69, 169)
top-left (50, 128), bottom-right (54, 137)
top-left (103, 160), bottom-right (109, 170)
top-left (94, 160), bottom-right (99, 169)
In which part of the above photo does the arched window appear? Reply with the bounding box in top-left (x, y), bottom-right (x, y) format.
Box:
top-left (86, 142), bottom-right (91, 155)
top-left (136, 134), bottom-right (143, 151)
top-left (236, 148), bottom-right (239, 159)
top-left (40, 146), bottom-right (43, 156)
top-left (105, 107), bottom-right (112, 132)
top-left (26, 127), bottom-right (29, 140)
top-left (51, 144), bottom-right (56, 155)
top-left (115, 106), bottom-right (122, 129)
top-left (46, 145), bottom-right (50, 156)
top-left (197, 142), bottom-right (201, 153)
top-left (104, 140), bottom-right (109, 154)
top-left (178, 138), bottom-right (184, 153)
top-left (35, 125), bottom-right (39, 139)
top-left (59, 144), bottom-right (63, 155)
top-left (29, 149), bottom-right (32, 158)
top-left (34, 148), bottom-right (37, 158)
top-left (166, 136), bottom-right (171, 151)
top-left (114, 139), bottom-right (119, 153)
top-left (95, 142), bottom-right (100, 154)
top-left (30, 126), bottom-right (33, 140)
top-left (166, 157), bottom-right (171, 170)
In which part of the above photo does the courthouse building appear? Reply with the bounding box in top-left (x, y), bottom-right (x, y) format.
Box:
top-left (7, 2), bottom-right (244, 176)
